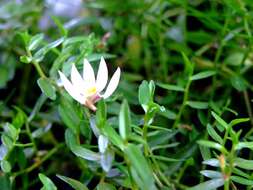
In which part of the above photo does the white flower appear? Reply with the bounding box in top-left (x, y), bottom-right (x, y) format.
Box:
top-left (58, 57), bottom-right (121, 111)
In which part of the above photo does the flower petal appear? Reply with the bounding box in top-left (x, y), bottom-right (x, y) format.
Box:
top-left (71, 64), bottom-right (85, 91)
top-left (96, 57), bottom-right (108, 92)
top-left (101, 67), bottom-right (121, 99)
top-left (58, 71), bottom-right (85, 104)
top-left (83, 59), bottom-right (96, 86)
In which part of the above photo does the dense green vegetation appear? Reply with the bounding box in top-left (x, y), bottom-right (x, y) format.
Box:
top-left (1, 0), bottom-right (253, 189)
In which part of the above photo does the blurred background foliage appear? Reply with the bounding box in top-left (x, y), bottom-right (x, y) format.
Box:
top-left (1, 0), bottom-right (253, 189)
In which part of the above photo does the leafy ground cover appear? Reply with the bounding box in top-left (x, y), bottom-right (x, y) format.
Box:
top-left (1, 0), bottom-right (253, 189)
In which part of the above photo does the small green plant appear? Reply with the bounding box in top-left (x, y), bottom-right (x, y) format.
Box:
top-left (193, 112), bottom-right (252, 190)
top-left (2, 0), bottom-right (253, 189)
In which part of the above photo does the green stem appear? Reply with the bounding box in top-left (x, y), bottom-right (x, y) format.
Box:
top-left (25, 122), bottom-right (38, 152)
top-left (143, 114), bottom-right (149, 156)
top-left (208, 14), bottom-right (229, 121)
top-left (224, 180), bottom-right (229, 190)
top-left (27, 50), bottom-right (46, 78)
top-left (14, 143), bottom-right (33, 147)
top-left (243, 90), bottom-right (253, 127)
top-left (12, 143), bottom-right (64, 177)
top-left (142, 113), bottom-right (171, 187)
top-left (172, 78), bottom-right (192, 129)
top-left (33, 61), bottom-right (46, 78)
top-left (148, 147), bottom-right (171, 187)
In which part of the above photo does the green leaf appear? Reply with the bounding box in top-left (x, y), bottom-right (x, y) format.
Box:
top-left (211, 111), bottom-right (228, 129)
top-left (202, 159), bottom-right (220, 167)
top-left (102, 125), bottom-right (124, 150)
top-left (56, 174), bottom-right (89, 190)
top-left (229, 118), bottom-right (249, 127)
top-left (231, 176), bottom-right (253, 185)
top-left (3, 123), bottom-right (18, 141)
top-left (87, 53), bottom-right (116, 62)
top-left (58, 97), bottom-right (80, 133)
top-left (71, 145), bottom-right (100, 161)
top-left (190, 70), bottom-right (216, 81)
top-left (124, 144), bottom-right (157, 190)
top-left (151, 155), bottom-right (180, 162)
top-left (65, 129), bottom-right (100, 161)
top-left (39, 173), bottom-right (57, 190)
top-left (12, 106), bottom-right (27, 129)
top-left (32, 124), bottom-right (51, 138)
top-left (46, 37), bottom-right (65, 49)
top-left (18, 31), bottom-right (31, 46)
top-left (130, 166), bottom-right (147, 190)
top-left (197, 140), bottom-right (226, 153)
top-left (156, 83), bottom-right (184, 92)
top-left (200, 170), bottom-right (222, 179)
top-left (37, 78), bottom-right (56, 100)
top-left (188, 178), bottom-right (224, 190)
top-left (33, 37), bottom-right (64, 62)
top-left (233, 168), bottom-right (250, 179)
top-left (119, 99), bottom-right (131, 140)
top-left (96, 182), bottom-right (117, 190)
top-left (0, 66), bottom-right (9, 88)
top-left (235, 141), bottom-right (253, 150)
top-left (28, 33), bottom-right (44, 51)
top-left (63, 36), bottom-right (88, 46)
top-left (199, 146), bottom-right (211, 161)
top-left (225, 52), bottom-right (244, 66)
top-left (148, 80), bottom-right (155, 99)
top-left (187, 101), bottom-right (208, 109)
top-left (0, 174), bottom-right (11, 190)
top-left (181, 52), bottom-right (194, 76)
top-left (230, 75), bottom-right (247, 92)
top-left (158, 108), bottom-right (177, 120)
top-left (1, 160), bottom-right (11, 173)
top-left (51, 16), bottom-right (68, 37)
top-left (206, 123), bottom-right (223, 144)
top-left (234, 157), bottom-right (253, 170)
top-left (16, 147), bottom-right (27, 169)
top-left (1, 134), bottom-right (13, 150)
top-left (96, 99), bottom-right (107, 126)
top-left (20, 55), bottom-right (32, 64)
top-left (138, 80), bottom-right (150, 105)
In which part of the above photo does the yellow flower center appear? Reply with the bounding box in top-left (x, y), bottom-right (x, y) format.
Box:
top-left (85, 86), bottom-right (97, 97)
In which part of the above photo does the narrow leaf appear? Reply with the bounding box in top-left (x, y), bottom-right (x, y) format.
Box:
top-left (235, 141), bottom-right (253, 150)
top-left (119, 99), bottom-right (131, 140)
top-left (138, 81), bottom-right (150, 105)
top-left (211, 111), bottom-right (228, 129)
top-left (28, 33), bottom-right (44, 51)
top-left (188, 178), bottom-right (224, 190)
top-left (1, 160), bottom-right (11, 173)
top-left (157, 83), bottom-right (184, 92)
top-left (103, 125), bottom-right (124, 150)
top-left (124, 144), bottom-right (157, 190)
top-left (200, 170), bottom-right (222, 179)
top-left (231, 176), bottom-right (253, 185)
top-left (57, 175), bottom-right (89, 190)
top-left (207, 123), bottom-right (223, 144)
top-left (39, 173), bottom-right (57, 190)
top-left (37, 78), bottom-right (56, 100)
top-left (190, 70), bottom-right (216, 81)
top-left (187, 101), bottom-right (208, 109)
top-left (197, 140), bottom-right (226, 153)
top-left (234, 157), bottom-right (253, 170)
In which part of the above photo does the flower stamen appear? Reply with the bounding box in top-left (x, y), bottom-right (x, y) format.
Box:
top-left (85, 86), bottom-right (97, 97)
